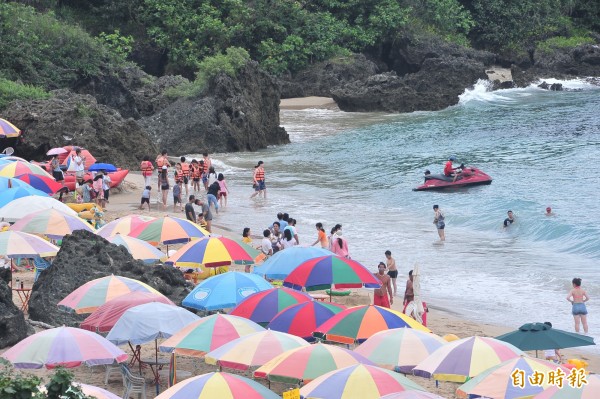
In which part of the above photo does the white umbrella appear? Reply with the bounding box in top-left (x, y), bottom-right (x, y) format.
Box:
top-left (0, 196), bottom-right (77, 222)
top-left (404, 263), bottom-right (424, 324)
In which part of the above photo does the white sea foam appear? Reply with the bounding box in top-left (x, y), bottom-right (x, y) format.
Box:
top-left (530, 77), bottom-right (600, 91)
top-left (458, 79), bottom-right (520, 105)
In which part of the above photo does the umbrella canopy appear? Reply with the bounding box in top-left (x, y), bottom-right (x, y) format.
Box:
top-left (155, 372), bottom-right (281, 399)
top-left (456, 356), bottom-right (570, 399)
top-left (0, 231), bottom-right (59, 258)
top-left (106, 302), bottom-right (199, 346)
top-left (106, 234), bottom-right (165, 263)
top-left (283, 255), bottom-right (381, 291)
top-left (58, 275), bottom-right (162, 314)
top-left (62, 148), bottom-right (96, 170)
top-left (229, 287), bottom-right (312, 326)
top-left (166, 236), bottom-right (255, 268)
top-left (496, 322), bottom-right (595, 351)
top-left (314, 305), bottom-right (431, 344)
top-left (253, 343), bottom-right (374, 384)
top-left (252, 246), bottom-right (331, 279)
top-left (11, 208), bottom-right (95, 239)
top-left (159, 314), bottom-right (264, 357)
top-left (0, 176), bottom-right (29, 190)
top-left (0, 118), bottom-right (21, 138)
top-left (89, 163), bottom-right (117, 172)
top-left (413, 336), bottom-right (525, 383)
top-left (78, 384), bottom-right (120, 399)
top-left (268, 301), bottom-right (346, 341)
top-left (299, 364), bottom-right (426, 399)
top-left (96, 215), bottom-right (155, 238)
top-left (182, 271), bottom-right (272, 311)
top-left (13, 174), bottom-right (63, 194)
top-left (405, 263), bottom-right (425, 324)
top-left (46, 147), bottom-right (68, 156)
top-left (128, 216), bottom-right (209, 245)
top-left (354, 328), bottom-right (447, 373)
top-left (205, 330), bottom-right (309, 370)
top-left (380, 393), bottom-right (447, 399)
top-left (0, 160), bottom-right (52, 179)
top-left (532, 374), bottom-right (600, 399)
top-left (0, 186), bottom-right (48, 208)
top-left (0, 326), bottom-right (127, 369)
top-left (0, 196), bottom-right (77, 222)
top-left (80, 292), bottom-right (174, 333)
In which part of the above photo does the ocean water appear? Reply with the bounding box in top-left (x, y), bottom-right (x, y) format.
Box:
top-left (189, 79), bottom-right (600, 349)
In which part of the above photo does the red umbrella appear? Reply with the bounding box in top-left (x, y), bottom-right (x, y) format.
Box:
top-left (13, 174), bottom-right (63, 194)
top-left (80, 292), bottom-right (174, 333)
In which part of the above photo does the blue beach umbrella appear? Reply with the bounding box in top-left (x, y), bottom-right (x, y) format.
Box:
top-left (88, 163), bottom-right (117, 172)
top-left (183, 272), bottom-right (273, 311)
top-left (0, 186), bottom-right (48, 208)
top-left (0, 176), bottom-right (30, 191)
top-left (252, 247), bottom-right (331, 280)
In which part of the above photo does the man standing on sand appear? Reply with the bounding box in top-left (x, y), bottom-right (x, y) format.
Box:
top-left (373, 262), bottom-right (394, 308)
top-left (185, 195), bottom-right (196, 222)
top-left (403, 270), bottom-right (414, 309)
top-left (73, 148), bottom-right (86, 185)
top-left (385, 250), bottom-right (398, 296)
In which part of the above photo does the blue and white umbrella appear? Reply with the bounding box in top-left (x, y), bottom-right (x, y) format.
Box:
top-left (0, 186), bottom-right (48, 208)
top-left (252, 247), bottom-right (331, 280)
top-left (89, 163), bottom-right (117, 172)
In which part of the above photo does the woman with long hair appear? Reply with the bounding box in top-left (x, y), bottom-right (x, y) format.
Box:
top-left (159, 166), bottom-right (170, 210)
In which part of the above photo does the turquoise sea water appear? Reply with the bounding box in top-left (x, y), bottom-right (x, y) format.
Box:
top-left (191, 78), bottom-right (600, 349)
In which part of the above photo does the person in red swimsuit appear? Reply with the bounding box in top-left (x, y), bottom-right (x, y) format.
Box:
top-left (373, 262), bottom-right (394, 308)
top-left (444, 156), bottom-right (457, 176)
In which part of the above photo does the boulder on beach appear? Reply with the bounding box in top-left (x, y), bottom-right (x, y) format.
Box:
top-left (0, 279), bottom-right (29, 349)
top-left (28, 230), bottom-right (190, 327)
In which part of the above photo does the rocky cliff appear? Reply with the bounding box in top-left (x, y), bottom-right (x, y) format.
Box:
top-left (0, 279), bottom-right (29, 348)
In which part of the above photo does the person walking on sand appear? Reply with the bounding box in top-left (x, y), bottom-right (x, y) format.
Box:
top-left (433, 205), bottom-right (445, 241)
top-left (403, 270), bottom-right (414, 309)
top-left (180, 156), bottom-right (190, 198)
top-left (140, 186), bottom-right (152, 211)
top-left (567, 277), bottom-right (589, 334)
top-left (155, 149), bottom-right (170, 193)
top-left (311, 223), bottom-right (329, 248)
top-left (373, 262), bottom-right (393, 308)
top-left (185, 195), bottom-right (196, 222)
top-left (250, 161), bottom-right (266, 199)
top-left (158, 165), bottom-right (169, 211)
top-left (140, 155), bottom-right (154, 188)
top-left (385, 250), bottom-right (398, 296)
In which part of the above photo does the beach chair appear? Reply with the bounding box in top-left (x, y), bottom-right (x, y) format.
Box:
top-left (121, 363), bottom-right (147, 399)
top-left (105, 362), bottom-right (124, 386)
top-left (33, 256), bottom-right (52, 282)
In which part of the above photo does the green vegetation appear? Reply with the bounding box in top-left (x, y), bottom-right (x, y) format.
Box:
top-left (537, 35), bottom-right (596, 54)
top-left (0, 78), bottom-right (50, 110)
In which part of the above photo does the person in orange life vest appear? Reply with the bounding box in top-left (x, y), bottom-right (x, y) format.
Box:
top-left (190, 159), bottom-right (201, 193)
top-left (250, 161), bottom-right (266, 199)
top-left (180, 156), bottom-right (190, 197)
top-left (202, 152), bottom-right (212, 190)
top-left (155, 149), bottom-right (170, 192)
top-left (174, 163), bottom-right (184, 184)
top-left (140, 155), bottom-right (154, 187)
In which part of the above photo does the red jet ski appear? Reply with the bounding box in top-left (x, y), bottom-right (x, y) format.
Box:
top-left (413, 166), bottom-right (492, 191)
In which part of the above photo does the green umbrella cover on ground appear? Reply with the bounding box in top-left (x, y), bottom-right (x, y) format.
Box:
top-left (496, 322), bottom-right (595, 351)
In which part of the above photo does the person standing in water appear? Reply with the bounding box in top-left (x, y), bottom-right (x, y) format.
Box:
top-left (433, 205), bottom-right (445, 241)
top-left (503, 210), bottom-right (515, 228)
top-left (373, 262), bottom-right (393, 308)
top-left (385, 250), bottom-right (398, 296)
top-left (545, 207), bottom-right (555, 216)
top-left (250, 161), bottom-right (266, 199)
top-left (311, 223), bottom-right (329, 248)
top-left (567, 277), bottom-right (589, 334)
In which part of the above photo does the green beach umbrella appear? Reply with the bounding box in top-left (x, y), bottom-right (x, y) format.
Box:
top-left (496, 323), bottom-right (595, 351)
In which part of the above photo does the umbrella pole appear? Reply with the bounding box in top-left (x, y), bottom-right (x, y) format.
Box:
top-left (155, 339), bottom-right (159, 395)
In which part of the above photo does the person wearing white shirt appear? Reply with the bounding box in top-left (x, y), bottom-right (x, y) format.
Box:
top-left (261, 229), bottom-right (273, 256)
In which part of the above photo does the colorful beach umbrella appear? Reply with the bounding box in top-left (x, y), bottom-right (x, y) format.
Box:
top-left (78, 384), bottom-right (120, 399)
top-left (96, 215), bottom-right (155, 238)
top-left (0, 186), bottom-right (48, 208)
top-left (0, 230), bottom-right (59, 258)
top-left (413, 336), bottom-right (525, 383)
top-left (253, 343), bottom-right (374, 384)
top-left (0, 176), bottom-right (29, 190)
top-left (380, 393), bottom-right (447, 399)
top-left (128, 216), bottom-right (209, 245)
top-left (299, 364), bottom-right (426, 399)
top-left (205, 330), bottom-right (309, 370)
top-left (532, 373), bottom-right (600, 399)
top-left (314, 305), bottom-right (431, 344)
top-left (80, 292), bottom-right (174, 333)
top-left (159, 314), bottom-right (264, 357)
top-left (252, 246), bottom-right (331, 279)
top-left (0, 160), bottom-right (52, 179)
top-left (496, 322), bottom-right (595, 351)
top-left (0, 196), bottom-right (77, 222)
top-left (0, 326), bottom-right (127, 369)
top-left (354, 328), bottom-right (447, 373)
top-left (0, 118), bottom-right (21, 138)
top-left (268, 301), bottom-right (346, 341)
top-left (106, 302), bottom-right (199, 346)
top-left (58, 275), bottom-right (162, 314)
top-left (11, 208), bottom-right (95, 239)
top-left (106, 234), bottom-right (165, 263)
top-left (165, 236), bottom-right (255, 268)
top-left (182, 271), bottom-right (272, 311)
top-left (283, 255), bottom-right (381, 291)
top-left (229, 287), bottom-right (312, 326)
top-left (456, 356), bottom-right (571, 399)
top-left (13, 173), bottom-right (63, 194)
top-left (155, 372), bottom-right (281, 399)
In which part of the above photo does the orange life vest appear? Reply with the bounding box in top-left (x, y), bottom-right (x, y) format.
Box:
top-left (156, 157), bottom-right (166, 168)
top-left (191, 164), bottom-right (201, 179)
top-left (255, 168), bottom-right (265, 181)
top-left (175, 170), bottom-right (184, 183)
top-left (181, 162), bottom-right (190, 177)
top-left (141, 161), bottom-right (154, 176)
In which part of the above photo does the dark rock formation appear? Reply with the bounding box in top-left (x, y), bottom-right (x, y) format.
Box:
top-left (2, 90), bottom-right (157, 168)
top-left (332, 56), bottom-right (488, 112)
top-left (28, 230), bottom-right (190, 327)
top-left (0, 280), bottom-right (29, 348)
top-left (140, 61), bottom-right (289, 154)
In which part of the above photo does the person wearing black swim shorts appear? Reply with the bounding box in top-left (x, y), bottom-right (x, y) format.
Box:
top-left (385, 250), bottom-right (398, 296)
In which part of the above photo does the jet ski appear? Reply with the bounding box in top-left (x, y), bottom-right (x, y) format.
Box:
top-left (413, 166), bottom-right (492, 191)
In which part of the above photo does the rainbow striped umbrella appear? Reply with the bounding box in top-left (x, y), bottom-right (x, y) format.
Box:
top-left (96, 215), bottom-right (155, 238)
top-left (159, 314), bottom-right (264, 357)
top-left (78, 384), bottom-right (120, 399)
top-left (0, 326), bottom-right (127, 369)
top-left (354, 328), bottom-right (447, 373)
top-left (283, 255), bottom-right (381, 291)
top-left (0, 118), bottom-right (21, 138)
top-left (268, 301), bottom-right (346, 341)
top-left (0, 160), bottom-right (52, 178)
top-left (314, 305), bottom-right (431, 344)
top-left (11, 208), bottom-right (95, 239)
top-left (13, 174), bottom-right (62, 194)
top-left (380, 393), bottom-right (447, 399)
top-left (457, 356), bottom-right (571, 399)
top-left (252, 246), bottom-right (331, 279)
top-left (128, 216), bottom-right (209, 245)
top-left (58, 275), bottom-right (162, 314)
top-left (299, 364), bottom-right (426, 399)
top-left (229, 287), bottom-right (312, 326)
top-left (413, 336), bottom-right (525, 383)
top-left (155, 372), bottom-right (280, 399)
top-left (0, 186), bottom-right (48, 208)
top-left (205, 330), bottom-right (309, 370)
top-left (106, 234), bottom-right (165, 263)
top-left (165, 236), bottom-right (255, 268)
top-left (533, 374), bottom-right (600, 399)
top-left (253, 343), bottom-right (374, 384)
top-left (0, 230), bottom-right (59, 258)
